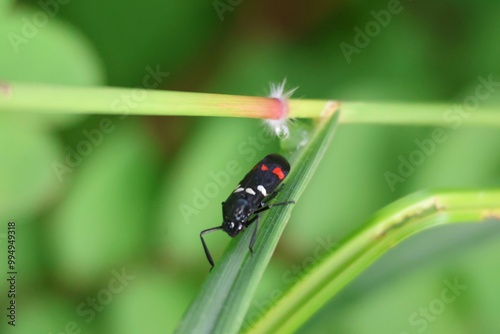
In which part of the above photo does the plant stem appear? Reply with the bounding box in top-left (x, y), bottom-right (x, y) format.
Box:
top-left (0, 82), bottom-right (283, 119)
top-left (1, 83), bottom-right (499, 127)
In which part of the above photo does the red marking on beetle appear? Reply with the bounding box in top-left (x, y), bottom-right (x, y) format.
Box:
top-left (261, 164), bottom-right (269, 171)
top-left (273, 167), bottom-right (285, 180)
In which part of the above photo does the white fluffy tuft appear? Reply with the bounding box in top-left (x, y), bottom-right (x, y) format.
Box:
top-left (264, 79), bottom-right (298, 138)
top-left (268, 79), bottom-right (298, 100)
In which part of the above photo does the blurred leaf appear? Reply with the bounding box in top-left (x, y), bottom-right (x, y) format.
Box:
top-left (62, 0), bottom-right (217, 86)
top-left (107, 268), bottom-right (191, 334)
top-left (408, 127), bottom-right (500, 189)
top-left (0, 0), bottom-right (13, 17)
top-left (0, 293), bottom-right (99, 334)
top-left (0, 115), bottom-right (62, 221)
top-left (48, 122), bottom-right (160, 286)
top-left (287, 125), bottom-right (401, 250)
top-left (0, 9), bottom-right (104, 85)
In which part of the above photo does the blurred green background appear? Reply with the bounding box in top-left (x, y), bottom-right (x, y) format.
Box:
top-left (1, 0), bottom-right (500, 333)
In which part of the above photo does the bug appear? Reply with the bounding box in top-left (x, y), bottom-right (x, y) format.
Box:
top-left (200, 153), bottom-right (295, 269)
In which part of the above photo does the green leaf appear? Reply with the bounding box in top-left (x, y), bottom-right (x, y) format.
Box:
top-left (47, 123), bottom-right (161, 286)
top-left (0, 115), bottom-right (62, 222)
top-left (0, 9), bottom-right (104, 85)
top-left (248, 189), bottom-right (500, 334)
top-left (175, 105), bottom-right (341, 334)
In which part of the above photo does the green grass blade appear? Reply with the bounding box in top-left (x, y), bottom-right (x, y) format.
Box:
top-left (174, 105), bottom-right (341, 334)
top-left (247, 189), bottom-right (500, 334)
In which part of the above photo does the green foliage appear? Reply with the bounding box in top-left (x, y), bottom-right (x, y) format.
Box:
top-left (1, 1), bottom-right (500, 334)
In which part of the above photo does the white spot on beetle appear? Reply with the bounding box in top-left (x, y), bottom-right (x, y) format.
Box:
top-left (257, 185), bottom-right (267, 196)
top-left (245, 188), bottom-right (256, 195)
top-left (234, 188), bottom-right (244, 193)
